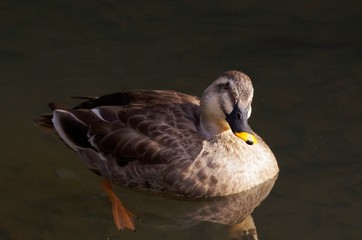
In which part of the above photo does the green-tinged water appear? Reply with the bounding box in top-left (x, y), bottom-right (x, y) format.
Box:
top-left (1, 1), bottom-right (361, 239)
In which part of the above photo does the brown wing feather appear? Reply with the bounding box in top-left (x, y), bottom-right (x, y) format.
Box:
top-left (91, 103), bottom-right (202, 166)
top-left (54, 90), bottom-right (203, 167)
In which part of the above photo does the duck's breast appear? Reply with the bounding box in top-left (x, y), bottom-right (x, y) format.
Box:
top-left (165, 132), bottom-right (278, 197)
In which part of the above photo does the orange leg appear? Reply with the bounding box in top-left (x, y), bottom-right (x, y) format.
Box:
top-left (101, 179), bottom-right (137, 231)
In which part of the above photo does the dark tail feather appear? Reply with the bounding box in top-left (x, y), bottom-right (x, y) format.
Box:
top-left (34, 113), bottom-right (56, 133)
top-left (34, 102), bottom-right (70, 133)
top-left (52, 110), bottom-right (93, 150)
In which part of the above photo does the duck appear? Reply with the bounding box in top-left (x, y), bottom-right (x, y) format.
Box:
top-left (36, 70), bottom-right (279, 231)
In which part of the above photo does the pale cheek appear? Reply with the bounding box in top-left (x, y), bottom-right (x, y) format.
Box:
top-left (223, 98), bottom-right (234, 114)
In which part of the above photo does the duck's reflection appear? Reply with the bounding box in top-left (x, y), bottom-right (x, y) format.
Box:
top-left (118, 176), bottom-right (277, 239)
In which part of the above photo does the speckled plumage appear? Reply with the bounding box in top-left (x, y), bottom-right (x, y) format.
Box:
top-left (36, 70), bottom-right (279, 198)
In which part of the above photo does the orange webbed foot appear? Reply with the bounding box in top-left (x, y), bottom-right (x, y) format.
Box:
top-left (102, 179), bottom-right (138, 231)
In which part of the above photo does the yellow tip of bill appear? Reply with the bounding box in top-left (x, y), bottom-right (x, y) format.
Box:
top-left (235, 132), bottom-right (257, 145)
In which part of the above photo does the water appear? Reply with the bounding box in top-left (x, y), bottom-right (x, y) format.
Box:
top-left (1, 1), bottom-right (361, 239)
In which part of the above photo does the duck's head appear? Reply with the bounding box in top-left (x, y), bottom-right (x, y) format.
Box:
top-left (200, 70), bottom-right (257, 145)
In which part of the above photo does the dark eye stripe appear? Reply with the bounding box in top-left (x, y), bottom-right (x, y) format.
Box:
top-left (217, 81), bottom-right (230, 90)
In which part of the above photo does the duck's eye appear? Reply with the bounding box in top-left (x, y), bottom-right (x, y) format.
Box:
top-left (223, 82), bottom-right (230, 90)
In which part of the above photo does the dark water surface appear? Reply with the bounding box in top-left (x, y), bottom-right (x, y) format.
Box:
top-left (1, 1), bottom-right (362, 239)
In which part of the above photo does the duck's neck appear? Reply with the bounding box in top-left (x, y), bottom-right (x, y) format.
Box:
top-left (199, 112), bottom-right (230, 139)
top-left (199, 89), bottom-right (231, 139)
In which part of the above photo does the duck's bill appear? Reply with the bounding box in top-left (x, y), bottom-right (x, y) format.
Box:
top-left (225, 105), bottom-right (257, 145)
top-left (234, 132), bottom-right (257, 145)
